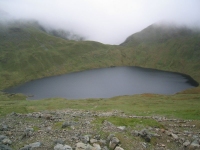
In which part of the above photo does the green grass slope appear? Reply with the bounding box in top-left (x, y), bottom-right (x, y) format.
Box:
top-left (120, 23), bottom-right (200, 85)
top-left (0, 22), bottom-right (199, 90)
top-left (0, 21), bottom-right (122, 90)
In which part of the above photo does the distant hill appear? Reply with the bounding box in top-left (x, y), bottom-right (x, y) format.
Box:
top-left (0, 21), bottom-right (120, 90)
top-left (119, 23), bottom-right (200, 88)
top-left (121, 23), bottom-right (199, 46)
top-left (0, 21), bottom-right (199, 91)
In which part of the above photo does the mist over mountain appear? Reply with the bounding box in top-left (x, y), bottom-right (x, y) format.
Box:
top-left (121, 23), bottom-right (200, 46)
top-left (1, 0), bottom-right (200, 44)
top-left (0, 19), bottom-right (85, 41)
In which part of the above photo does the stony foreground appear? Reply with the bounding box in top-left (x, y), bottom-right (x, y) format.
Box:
top-left (0, 109), bottom-right (200, 150)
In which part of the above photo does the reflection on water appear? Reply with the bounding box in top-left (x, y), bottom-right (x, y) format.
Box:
top-left (4, 66), bottom-right (198, 100)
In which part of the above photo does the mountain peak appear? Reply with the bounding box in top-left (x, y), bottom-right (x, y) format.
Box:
top-left (120, 23), bottom-right (197, 46)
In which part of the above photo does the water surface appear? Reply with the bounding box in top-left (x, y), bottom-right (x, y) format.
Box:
top-left (4, 66), bottom-right (198, 100)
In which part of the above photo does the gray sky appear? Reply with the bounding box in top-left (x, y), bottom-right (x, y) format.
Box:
top-left (0, 0), bottom-right (200, 44)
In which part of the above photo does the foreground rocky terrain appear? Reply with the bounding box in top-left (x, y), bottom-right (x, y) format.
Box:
top-left (0, 109), bottom-right (200, 150)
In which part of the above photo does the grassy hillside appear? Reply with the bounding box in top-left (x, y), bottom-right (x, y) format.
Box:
top-left (120, 23), bottom-right (200, 85)
top-left (0, 22), bottom-right (199, 91)
top-left (0, 21), bottom-right (123, 90)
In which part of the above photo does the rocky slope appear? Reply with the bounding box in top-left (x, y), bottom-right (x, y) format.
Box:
top-left (1, 109), bottom-right (200, 150)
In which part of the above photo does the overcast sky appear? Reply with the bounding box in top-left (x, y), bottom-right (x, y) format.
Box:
top-left (0, 0), bottom-right (200, 44)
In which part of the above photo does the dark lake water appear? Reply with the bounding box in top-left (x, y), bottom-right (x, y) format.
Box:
top-left (4, 66), bottom-right (199, 100)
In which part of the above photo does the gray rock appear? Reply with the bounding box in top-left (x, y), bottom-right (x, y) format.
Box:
top-left (103, 120), bottom-right (113, 126)
top-left (115, 146), bottom-right (124, 150)
top-left (85, 144), bottom-right (93, 150)
top-left (10, 112), bottom-right (18, 116)
top-left (43, 114), bottom-right (52, 120)
top-left (139, 129), bottom-right (151, 142)
top-left (0, 135), bottom-right (7, 141)
top-left (54, 144), bottom-right (72, 150)
top-left (76, 142), bottom-right (93, 150)
top-left (189, 140), bottom-right (200, 149)
top-left (62, 121), bottom-right (72, 128)
top-left (192, 135), bottom-right (199, 140)
top-left (62, 145), bottom-right (72, 150)
top-left (165, 130), bottom-right (172, 136)
top-left (183, 140), bottom-right (190, 147)
top-left (22, 128), bottom-right (34, 139)
top-left (90, 138), bottom-right (97, 144)
top-left (99, 139), bottom-right (107, 146)
top-left (54, 144), bottom-right (64, 150)
top-left (75, 142), bottom-right (87, 150)
top-left (117, 126), bottom-right (126, 131)
top-left (81, 135), bottom-right (90, 144)
top-left (0, 125), bottom-right (8, 131)
top-left (25, 128), bottom-right (34, 132)
top-left (107, 134), bottom-right (115, 142)
top-left (171, 133), bottom-right (179, 140)
top-left (46, 126), bottom-right (52, 133)
top-left (93, 143), bottom-right (101, 150)
top-left (131, 130), bottom-right (139, 136)
top-left (102, 146), bottom-right (109, 150)
top-left (54, 139), bottom-right (65, 145)
top-left (94, 134), bottom-right (101, 140)
top-left (0, 144), bottom-right (12, 150)
top-left (29, 142), bottom-right (42, 148)
top-left (20, 145), bottom-right (31, 150)
top-left (2, 138), bottom-right (12, 145)
top-left (139, 129), bottom-right (149, 137)
top-left (109, 137), bottom-right (120, 150)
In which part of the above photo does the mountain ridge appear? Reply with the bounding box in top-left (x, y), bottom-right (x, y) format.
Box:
top-left (0, 21), bottom-right (199, 91)
top-left (121, 23), bottom-right (200, 46)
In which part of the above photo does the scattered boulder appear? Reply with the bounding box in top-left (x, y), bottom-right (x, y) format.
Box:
top-left (29, 141), bottom-right (42, 148)
top-left (75, 142), bottom-right (87, 150)
top-left (46, 126), bottom-right (52, 133)
top-left (20, 145), bottom-right (32, 150)
top-left (138, 129), bottom-right (151, 142)
top-left (165, 130), bottom-right (172, 136)
top-left (54, 139), bottom-right (65, 145)
top-left (131, 130), bottom-right (139, 136)
top-left (2, 138), bottom-right (12, 145)
top-left (99, 139), bottom-right (106, 146)
top-left (189, 139), bottom-right (200, 149)
top-left (75, 142), bottom-right (93, 150)
top-left (102, 146), bottom-right (109, 150)
top-left (93, 143), bottom-right (101, 150)
top-left (0, 144), bottom-right (12, 150)
top-left (54, 143), bottom-right (72, 150)
top-left (90, 138), bottom-right (97, 144)
top-left (0, 135), bottom-right (7, 141)
top-left (115, 146), bottom-right (124, 150)
top-left (22, 128), bottom-right (34, 139)
top-left (171, 133), bottom-right (179, 140)
top-left (117, 126), bottom-right (126, 131)
top-left (43, 114), bottom-right (52, 120)
top-left (20, 142), bottom-right (42, 150)
top-left (0, 109), bottom-right (199, 150)
top-left (0, 125), bottom-right (9, 131)
top-left (81, 135), bottom-right (90, 144)
top-left (107, 134), bottom-right (115, 142)
top-left (183, 140), bottom-right (190, 147)
top-left (62, 121), bottom-right (73, 128)
top-left (109, 136), bottom-right (120, 150)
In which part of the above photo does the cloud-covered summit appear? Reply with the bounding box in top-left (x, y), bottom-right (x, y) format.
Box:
top-left (0, 0), bottom-right (200, 44)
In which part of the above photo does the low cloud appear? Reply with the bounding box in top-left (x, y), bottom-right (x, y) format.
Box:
top-left (0, 0), bottom-right (200, 44)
